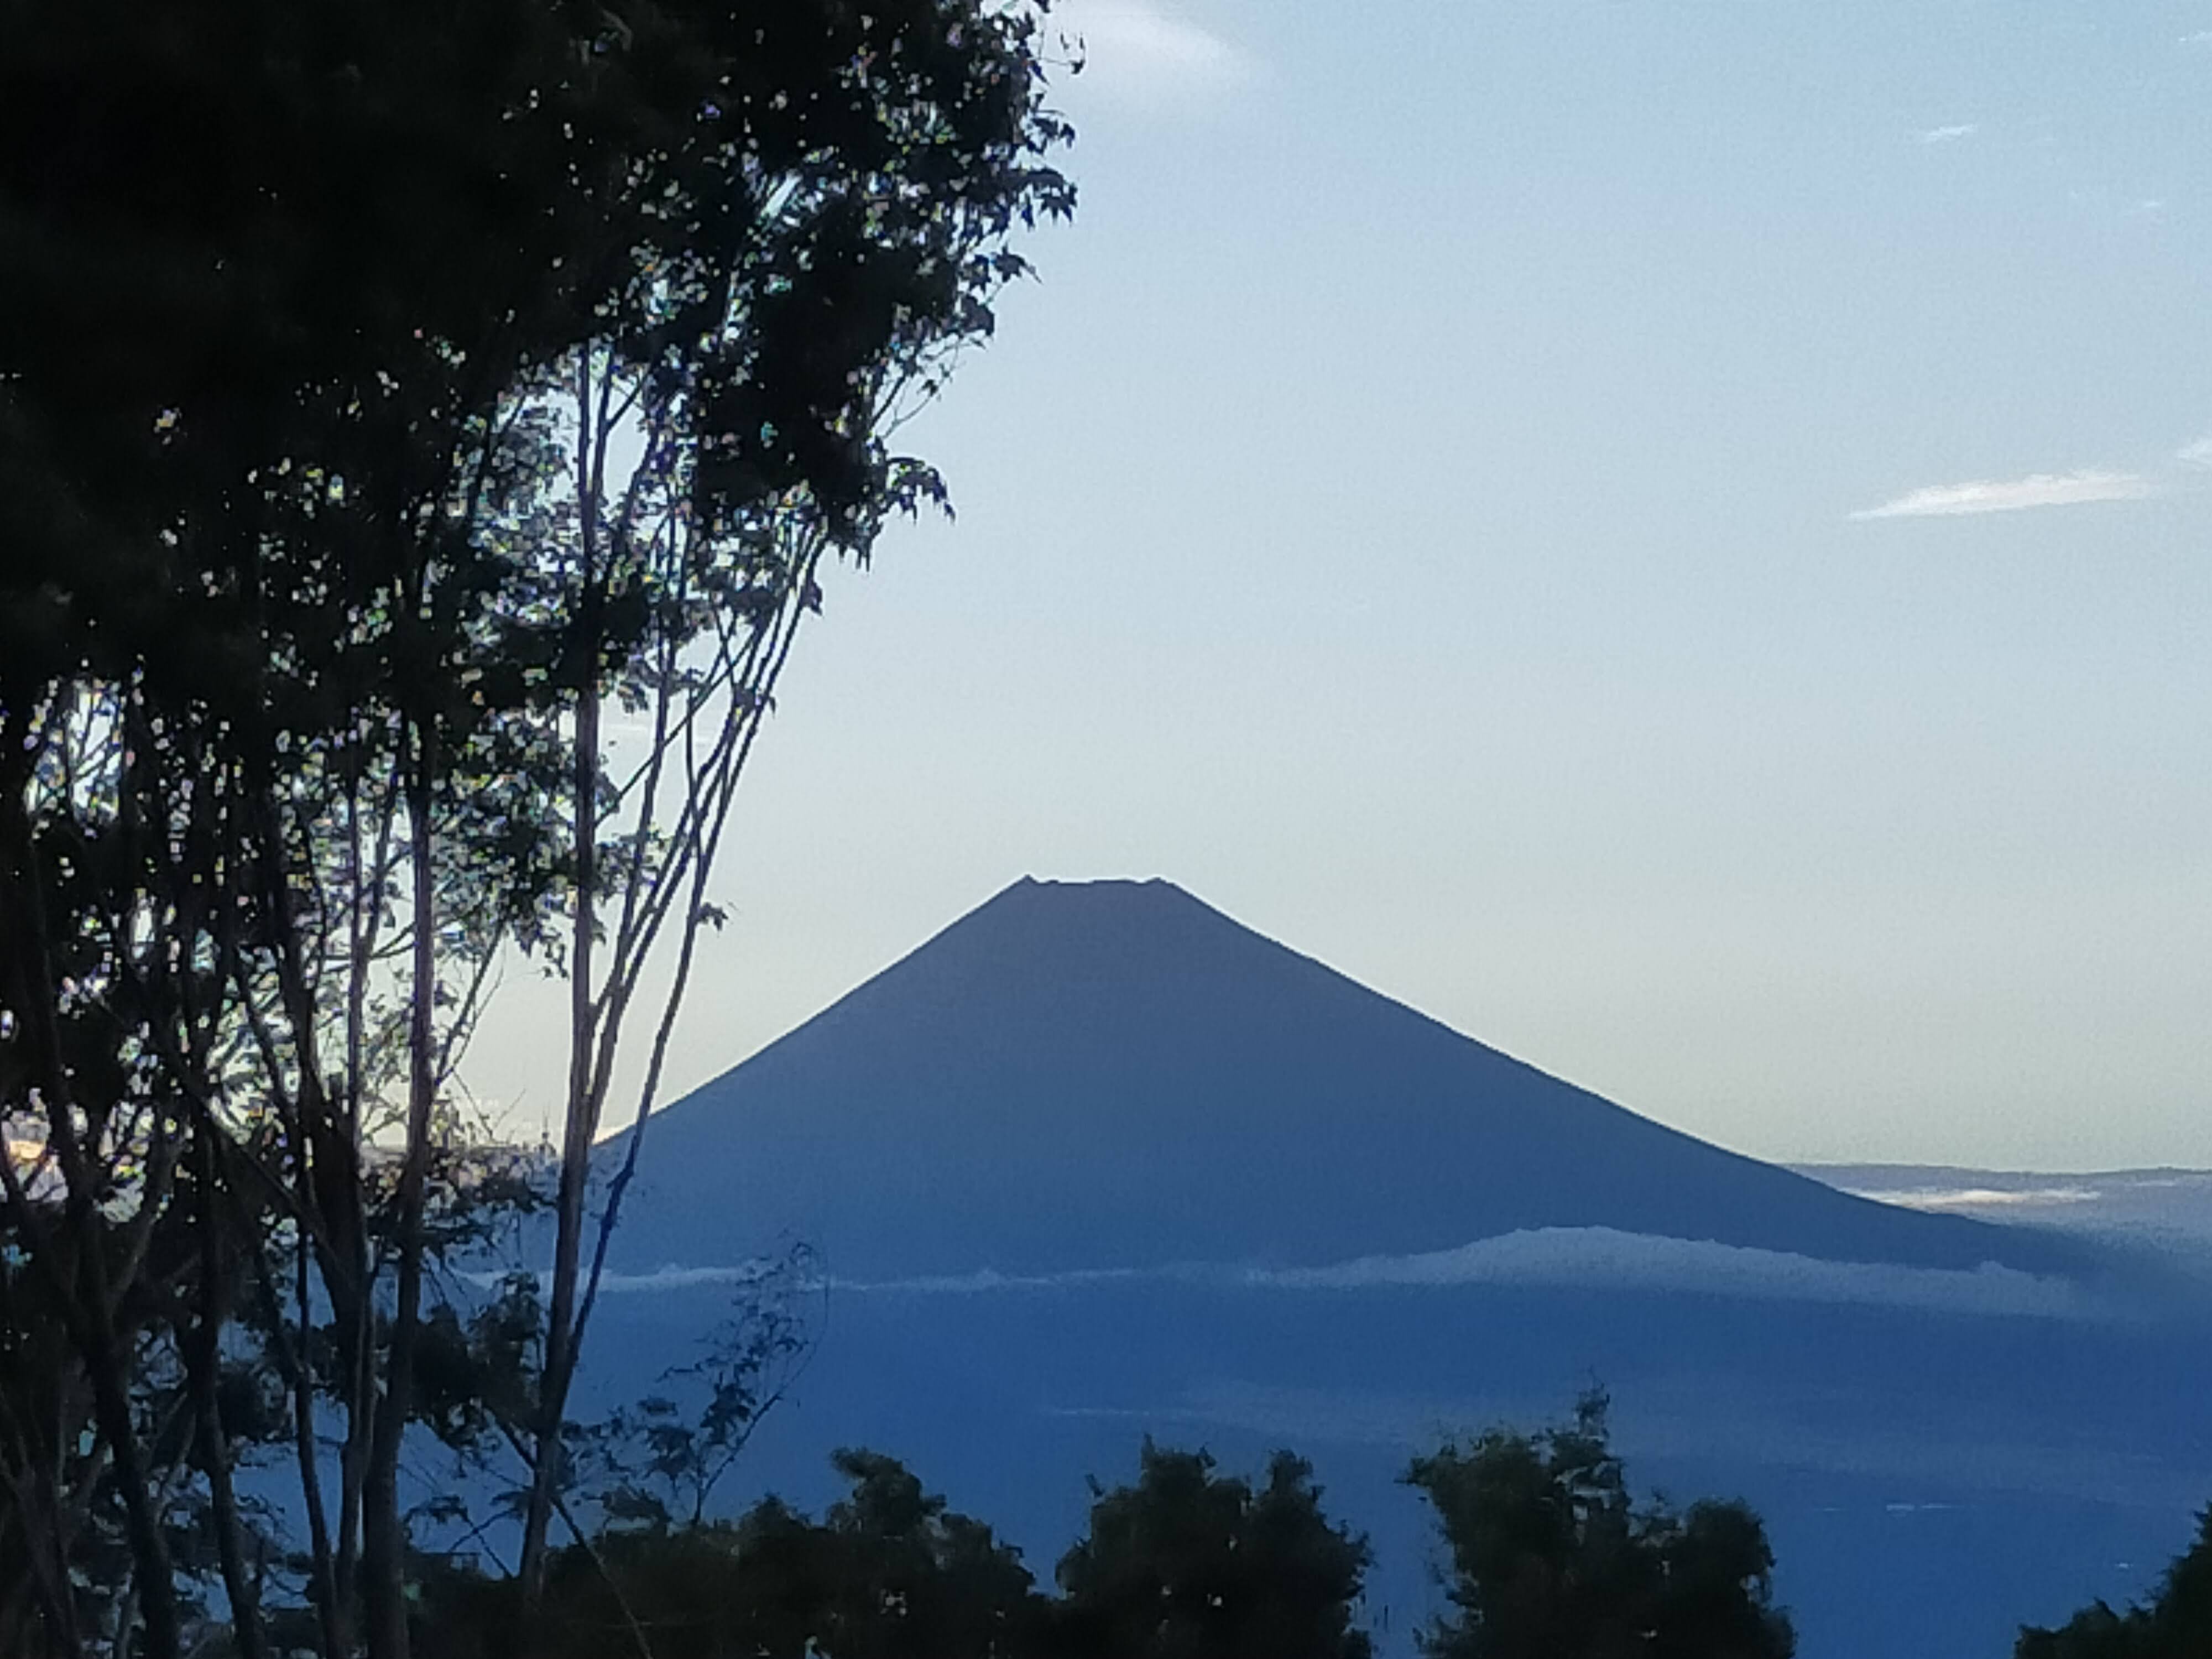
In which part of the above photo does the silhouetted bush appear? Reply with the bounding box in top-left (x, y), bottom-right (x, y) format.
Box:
top-left (414, 1404), bottom-right (1802, 1659)
top-left (2016, 1509), bottom-right (2212, 1659)
top-left (1404, 1390), bottom-right (1794, 1659)
top-left (416, 1450), bottom-right (1046, 1659)
top-left (1056, 1441), bottom-right (1373, 1659)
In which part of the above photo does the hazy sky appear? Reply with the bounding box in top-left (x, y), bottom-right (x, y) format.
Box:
top-left (469, 2), bottom-right (2212, 1171)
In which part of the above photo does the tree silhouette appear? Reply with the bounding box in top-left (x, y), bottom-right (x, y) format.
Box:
top-left (2016, 1509), bottom-right (2212, 1659)
top-left (1405, 1391), bottom-right (1793, 1659)
top-left (416, 1448), bottom-right (1047, 1659)
top-left (0, 3), bottom-right (1072, 1653)
top-left (1055, 1440), bottom-right (1374, 1659)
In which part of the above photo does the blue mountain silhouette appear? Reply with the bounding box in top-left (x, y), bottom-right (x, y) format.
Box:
top-left (602, 877), bottom-right (2090, 1279)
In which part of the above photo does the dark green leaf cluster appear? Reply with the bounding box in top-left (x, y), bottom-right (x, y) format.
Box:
top-left (1, 3), bottom-right (1072, 1651)
top-left (1404, 1391), bottom-right (1794, 1659)
top-left (564, 1243), bottom-right (820, 1531)
top-left (1057, 1441), bottom-right (1374, 1659)
top-left (1, 0), bottom-right (1077, 939)
top-left (404, 1404), bottom-right (1804, 1659)
top-left (2017, 1510), bottom-right (2212, 1659)
top-left (416, 1437), bottom-right (1371, 1659)
top-left (420, 1450), bottom-right (1044, 1659)
top-left (410, 1270), bottom-right (547, 1455)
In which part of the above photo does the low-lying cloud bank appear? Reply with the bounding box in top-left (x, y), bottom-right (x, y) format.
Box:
top-left (572, 1227), bottom-right (2089, 1320)
top-left (1847, 1185), bottom-right (2104, 1213)
top-left (1236, 1227), bottom-right (2084, 1318)
top-left (1804, 1167), bottom-right (2212, 1265)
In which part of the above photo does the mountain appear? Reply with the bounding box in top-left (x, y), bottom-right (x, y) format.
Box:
top-left (598, 877), bottom-right (2091, 1280)
top-left (556, 879), bottom-right (2205, 1659)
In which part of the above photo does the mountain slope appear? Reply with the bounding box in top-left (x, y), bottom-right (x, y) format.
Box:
top-left (599, 878), bottom-right (2090, 1280)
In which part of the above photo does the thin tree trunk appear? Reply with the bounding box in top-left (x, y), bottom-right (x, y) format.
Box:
top-left (362, 761), bottom-right (439, 1659)
top-left (248, 1222), bottom-right (345, 1659)
top-left (0, 763), bottom-right (182, 1659)
top-left (518, 353), bottom-right (608, 1605)
top-left (186, 1133), bottom-right (268, 1659)
top-left (79, 1291), bottom-right (180, 1659)
top-left (0, 1468), bottom-right (83, 1658)
top-left (246, 775), bottom-right (372, 1649)
top-left (519, 656), bottom-right (599, 1606)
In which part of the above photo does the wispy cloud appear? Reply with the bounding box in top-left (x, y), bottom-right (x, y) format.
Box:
top-left (1849, 469), bottom-right (2156, 520)
top-left (1918, 123), bottom-right (1979, 144)
top-left (468, 1259), bottom-right (808, 1296)
top-left (2182, 29), bottom-right (2212, 46)
top-left (1053, 1), bottom-right (1254, 95)
top-left (588, 1228), bottom-right (2091, 1321)
top-left (2178, 434), bottom-right (2212, 469)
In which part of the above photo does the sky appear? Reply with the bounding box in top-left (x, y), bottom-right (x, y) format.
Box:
top-left (468, 1), bottom-right (2212, 1172)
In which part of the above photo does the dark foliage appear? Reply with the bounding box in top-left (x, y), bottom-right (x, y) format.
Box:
top-left (1056, 1440), bottom-right (1374, 1659)
top-left (2017, 1510), bottom-right (2212, 1659)
top-left (1404, 1391), bottom-right (1794, 1659)
top-left (415, 1449), bottom-right (1047, 1659)
top-left (413, 1437), bottom-right (1379, 1659)
top-left (0, 2), bottom-right (1072, 1653)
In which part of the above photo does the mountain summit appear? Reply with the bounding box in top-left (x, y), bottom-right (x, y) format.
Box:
top-left (603, 878), bottom-right (2079, 1279)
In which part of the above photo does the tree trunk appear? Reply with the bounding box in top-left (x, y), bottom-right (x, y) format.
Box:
top-left (0, 765), bottom-right (181, 1659)
top-left (518, 359), bottom-right (608, 1606)
top-left (361, 763), bottom-right (439, 1659)
top-left (186, 1134), bottom-right (268, 1659)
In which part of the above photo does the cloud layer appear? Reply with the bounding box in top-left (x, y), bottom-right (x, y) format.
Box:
top-left (1844, 1184), bottom-right (2103, 1213)
top-left (1239, 1227), bottom-right (2084, 1318)
top-left (571, 1227), bottom-right (2090, 1321)
top-left (1849, 469), bottom-right (2155, 520)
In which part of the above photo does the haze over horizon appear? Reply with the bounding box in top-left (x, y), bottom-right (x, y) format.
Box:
top-left (468, 2), bottom-right (2212, 1173)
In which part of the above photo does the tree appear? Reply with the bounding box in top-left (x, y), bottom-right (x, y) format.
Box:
top-left (1055, 1441), bottom-right (1374, 1659)
top-left (415, 1448), bottom-right (1048, 1659)
top-left (2016, 1509), bottom-right (2212, 1659)
top-left (1404, 1391), bottom-right (1794, 1659)
top-left (561, 1243), bottom-right (821, 1536)
top-left (0, 3), bottom-right (1073, 1654)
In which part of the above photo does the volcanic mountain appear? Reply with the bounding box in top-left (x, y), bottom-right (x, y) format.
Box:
top-left (599, 878), bottom-right (2089, 1281)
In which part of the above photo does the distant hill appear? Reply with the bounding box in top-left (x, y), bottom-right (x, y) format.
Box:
top-left (599, 878), bottom-right (2094, 1280)
top-left (1799, 1164), bottom-right (2212, 1269)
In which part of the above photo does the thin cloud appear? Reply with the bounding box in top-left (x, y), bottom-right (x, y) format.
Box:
top-left (467, 1260), bottom-right (807, 1295)
top-left (848, 1264), bottom-right (1142, 1295)
top-left (1241, 1228), bottom-right (2086, 1319)
top-left (552, 1227), bottom-right (2090, 1318)
top-left (1845, 1185), bottom-right (2103, 1213)
top-left (1055, 1), bottom-right (1254, 93)
top-left (1918, 123), bottom-right (1979, 144)
top-left (1849, 469), bottom-right (2156, 520)
top-left (2178, 434), bottom-right (2212, 468)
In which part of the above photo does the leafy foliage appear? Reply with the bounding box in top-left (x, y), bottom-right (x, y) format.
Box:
top-left (0, 2), bottom-right (1073, 1653)
top-left (567, 1244), bottom-right (821, 1532)
top-left (1055, 1441), bottom-right (1373, 1659)
top-left (413, 1436), bottom-right (1381, 1659)
top-left (416, 1449), bottom-right (1046, 1659)
top-left (388, 1403), bottom-right (1807, 1659)
top-left (2016, 1510), bottom-right (2212, 1659)
top-left (1404, 1391), bottom-right (1794, 1659)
